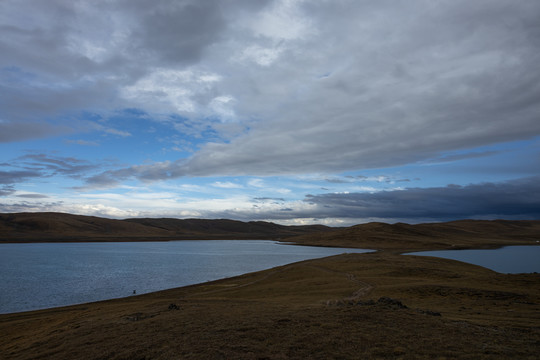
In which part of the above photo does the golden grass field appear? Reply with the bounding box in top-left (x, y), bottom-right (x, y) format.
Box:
top-left (1, 220), bottom-right (539, 359)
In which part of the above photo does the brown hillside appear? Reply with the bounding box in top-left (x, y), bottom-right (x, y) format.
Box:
top-left (0, 212), bottom-right (335, 242)
top-left (288, 219), bottom-right (540, 252)
top-left (125, 217), bottom-right (330, 238)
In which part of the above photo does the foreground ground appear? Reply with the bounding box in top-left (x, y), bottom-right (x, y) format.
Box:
top-left (1, 244), bottom-right (539, 359)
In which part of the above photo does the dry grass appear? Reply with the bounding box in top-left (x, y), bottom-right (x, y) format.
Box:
top-left (2, 219), bottom-right (539, 358)
top-left (1, 250), bottom-right (539, 359)
top-left (288, 219), bottom-right (540, 252)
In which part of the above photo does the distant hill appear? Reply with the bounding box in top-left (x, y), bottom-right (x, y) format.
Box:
top-left (0, 212), bottom-right (334, 242)
top-left (2, 213), bottom-right (539, 250)
top-left (287, 219), bottom-right (540, 251)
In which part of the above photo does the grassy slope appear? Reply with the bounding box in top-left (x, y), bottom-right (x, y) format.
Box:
top-left (1, 219), bottom-right (539, 359)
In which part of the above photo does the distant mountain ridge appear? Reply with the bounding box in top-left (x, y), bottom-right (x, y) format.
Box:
top-left (0, 212), bottom-right (334, 242)
top-left (1, 213), bottom-right (539, 250)
top-left (287, 219), bottom-right (540, 251)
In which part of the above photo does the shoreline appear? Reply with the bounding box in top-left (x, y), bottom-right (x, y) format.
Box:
top-left (0, 236), bottom-right (289, 244)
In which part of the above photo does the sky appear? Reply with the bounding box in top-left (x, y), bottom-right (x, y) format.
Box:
top-left (1, 0), bottom-right (540, 226)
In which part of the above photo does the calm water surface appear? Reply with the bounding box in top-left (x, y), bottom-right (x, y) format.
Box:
top-left (408, 245), bottom-right (540, 274)
top-left (0, 240), bottom-right (370, 314)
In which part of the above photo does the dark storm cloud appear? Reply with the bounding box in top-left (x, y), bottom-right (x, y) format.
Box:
top-left (304, 177), bottom-right (540, 222)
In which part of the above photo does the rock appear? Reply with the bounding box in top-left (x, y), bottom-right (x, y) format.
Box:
top-left (377, 297), bottom-right (408, 309)
top-left (168, 303), bottom-right (180, 310)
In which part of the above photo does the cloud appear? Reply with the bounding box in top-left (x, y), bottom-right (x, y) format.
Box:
top-left (304, 176), bottom-right (540, 222)
top-left (0, 200), bottom-right (140, 218)
top-left (3, 0), bottom-right (540, 183)
top-left (0, 0), bottom-right (232, 141)
top-left (6, 176), bottom-right (539, 225)
top-left (119, 68), bottom-right (225, 117)
top-left (145, 0), bottom-right (540, 178)
top-left (83, 0), bottom-right (540, 183)
top-left (0, 185), bottom-right (15, 196)
top-left (248, 178), bottom-right (265, 188)
top-left (17, 154), bottom-right (98, 179)
top-left (0, 154), bottom-right (101, 195)
top-left (0, 120), bottom-right (72, 143)
top-left (65, 139), bottom-right (99, 146)
top-left (132, 0), bottom-right (226, 64)
top-left (0, 200), bottom-right (62, 213)
top-left (421, 151), bottom-right (501, 165)
top-left (253, 197), bottom-right (285, 202)
top-left (0, 169), bottom-right (41, 185)
top-left (81, 160), bottom-right (183, 189)
top-left (325, 175), bottom-right (410, 184)
top-left (103, 128), bottom-right (131, 137)
top-left (15, 193), bottom-right (49, 199)
top-left (212, 181), bottom-right (243, 189)
top-left (0, 66), bottom-right (119, 141)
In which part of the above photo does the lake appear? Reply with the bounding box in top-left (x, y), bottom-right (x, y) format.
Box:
top-left (0, 240), bottom-right (371, 314)
top-left (407, 245), bottom-right (540, 274)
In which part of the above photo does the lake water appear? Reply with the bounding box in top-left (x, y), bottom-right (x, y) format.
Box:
top-left (408, 245), bottom-right (540, 274)
top-left (0, 240), bottom-right (371, 314)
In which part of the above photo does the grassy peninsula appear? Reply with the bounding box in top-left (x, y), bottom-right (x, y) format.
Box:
top-left (1, 216), bottom-right (539, 359)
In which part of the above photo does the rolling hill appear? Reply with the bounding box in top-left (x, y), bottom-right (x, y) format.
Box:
top-left (0, 212), bottom-right (333, 242)
top-left (287, 219), bottom-right (540, 251)
top-left (1, 212), bottom-right (539, 251)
